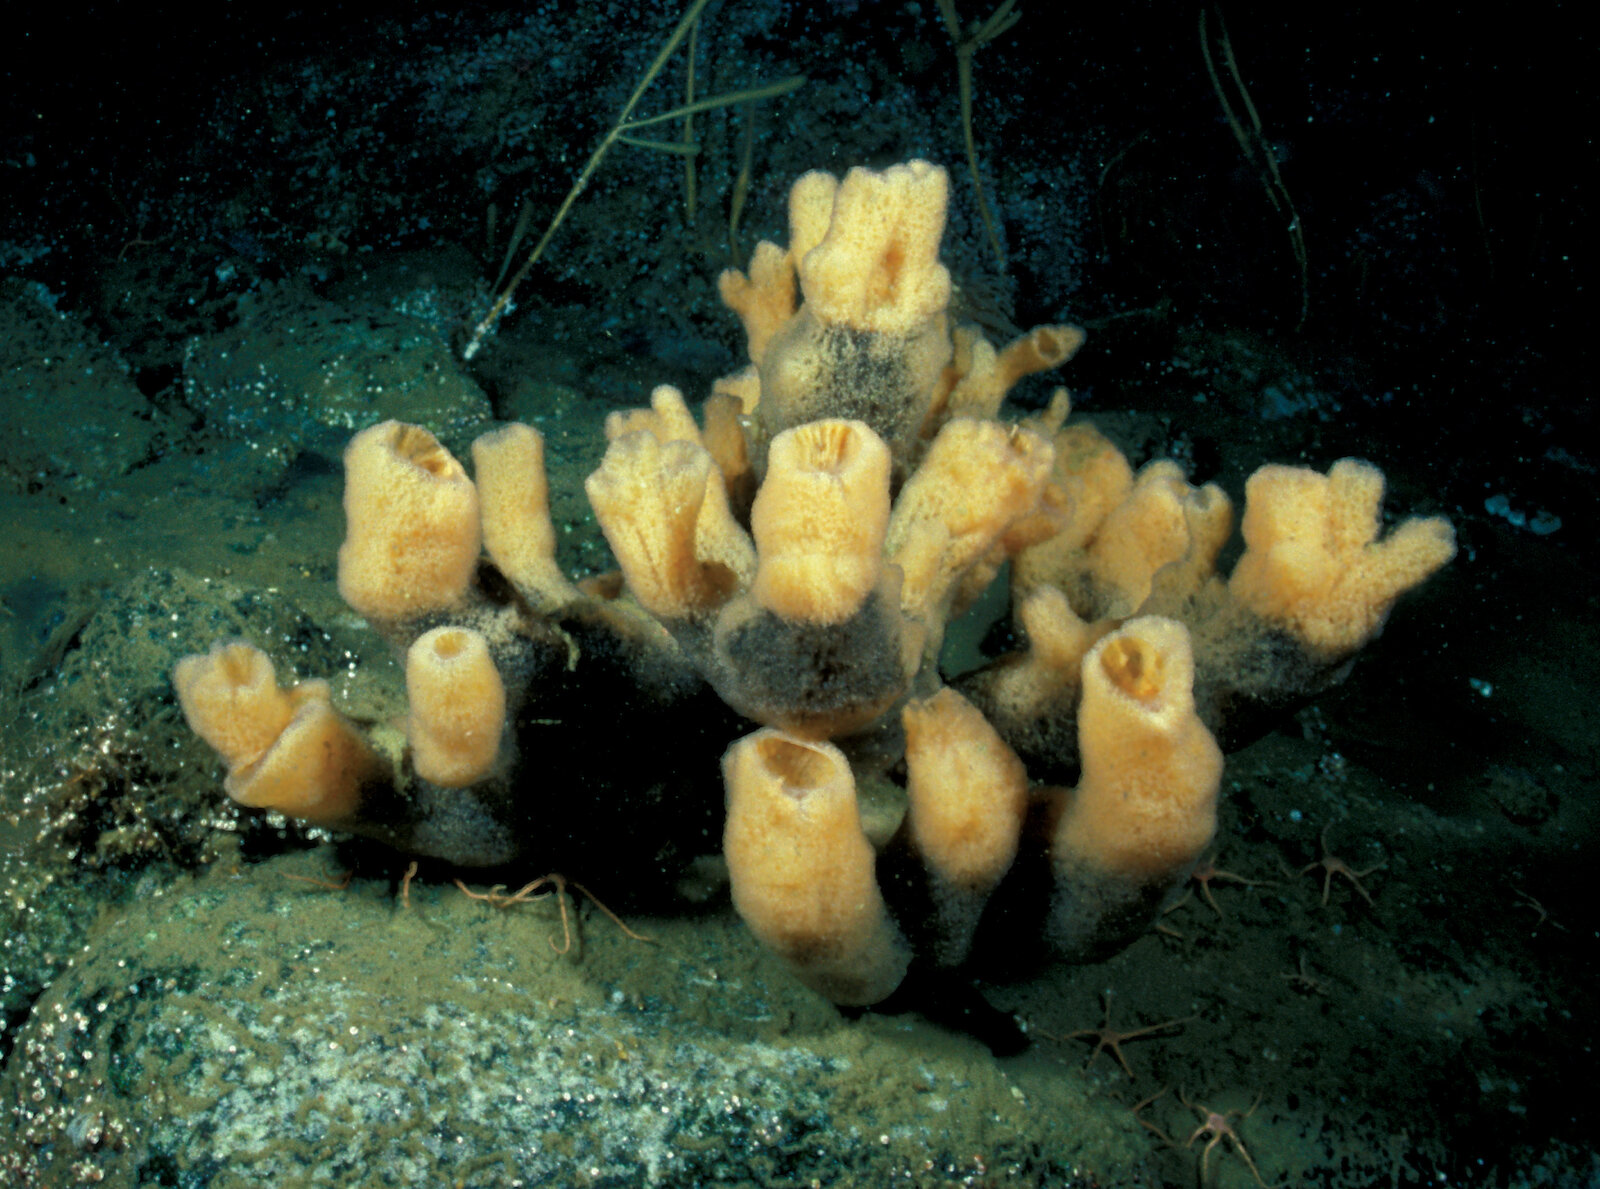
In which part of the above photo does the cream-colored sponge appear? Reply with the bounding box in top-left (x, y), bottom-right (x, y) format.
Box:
top-left (944, 324), bottom-right (1086, 422)
top-left (173, 640), bottom-right (381, 824)
top-left (174, 641), bottom-right (296, 771)
top-left (716, 169), bottom-right (837, 367)
top-left (887, 418), bottom-right (1055, 625)
top-left (1084, 461), bottom-right (1232, 617)
top-left (603, 384), bottom-right (703, 445)
top-left (902, 687), bottom-right (1028, 892)
top-left (981, 584), bottom-right (1108, 725)
top-left (405, 627), bottom-right (507, 788)
top-left (1053, 617), bottom-right (1223, 882)
top-left (472, 423), bottom-right (580, 611)
top-left (337, 421), bottom-right (481, 621)
top-left (722, 728), bottom-right (909, 1005)
top-left (718, 241), bottom-right (797, 367)
top-left (585, 432), bottom-right (752, 620)
top-left (798, 161), bottom-right (951, 334)
top-left (749, 419), bottom-right (891, 624)
top-left (1228, 459), bottom-right (1457, 654)
top-left (786, 168), bottom-right (840, 262)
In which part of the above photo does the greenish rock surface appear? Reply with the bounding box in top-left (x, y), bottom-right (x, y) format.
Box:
top-left (181, 278), bottom-right (494, 463)
top-left (0, 849), bottom-right (1129, 1187)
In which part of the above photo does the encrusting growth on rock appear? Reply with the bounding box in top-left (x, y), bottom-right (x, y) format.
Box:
top-left (173, 159), bottom-right (1455, 1013)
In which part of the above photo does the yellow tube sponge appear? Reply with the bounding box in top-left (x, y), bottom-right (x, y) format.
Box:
top-left (982, 585), bottom-right (1108, 725)
top-left (722, 729), bottom-right (910, 1005)
top-left (603, 384), bottom-right (703, 445)
top-left (173, 640), bottom-right (296, 771)
top-left (996, 325), bottom-right (1087, 390)
top-left (902, 687), bottom-right (1030, 966)
top-left (718, 241), bottom-right (797, 367)
top-left (945, 324), bottom-right (1086, 422)
top-left (472, 423), bottom-right (580, 612)
top-left (710, 366), bottom-right (762, 416)
top-left (405, 627), bottom-right (507, 788)
top-left (585, 432), bottom-right (752, 620)
top-left (226, 689), bottom-right (382, 823)
top-left (1085, 462), bottom-right (1233, 617)
top-left (701, 391), bottom-right (754, 509)
top-left (887, 418), bottom-right (1055, 626)
top-left (1053, 617), bottom-right (1223, 884)
top-left (717, 170), bottom-right (838, 368)
top-left (903, 687), bottom-right (1028, 891)
top-left (1013, 422), bottom-right (1136, 606)
top-left (1051, 422), bottom-right (1136, 551)
top-left (786, 168), bottom-right (840, 262)
top-left (1228, 458), bottom-right (1457, 655)
top-left (173, 641), bottom-right (381, 824)
top-left (749, 419), bottom-right (891, 624)
top-left (747, 165), bottom-right (955, 460)
top-left (337, 421), bottom-right (481, 622)
top-left (799, 161), bottom-right (951, 334)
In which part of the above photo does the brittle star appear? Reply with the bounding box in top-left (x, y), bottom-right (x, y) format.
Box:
top-left (1044, 991), bottom-right (1192, 1080)
top-left (1180, 1090), bottom-right (1281, 1188)
top-left (1279, 952), bottom-right (1328, 996)
top-left (1299, 825), bottom-right (1385, 907)
top-left (1134, 1086), bottom-right (1281, 1187)
top-left (1189, 851), bottom-right (1276, 918)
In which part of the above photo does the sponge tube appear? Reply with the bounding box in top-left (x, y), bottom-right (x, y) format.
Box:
top-left (722, 728), bottom-right (909, 1005)
top-left (1049, 617), bottom-right (1223, 959)
top-left (405, 626), bottom-right (507, 788)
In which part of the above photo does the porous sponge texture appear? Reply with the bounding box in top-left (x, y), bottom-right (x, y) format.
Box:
top-left (750, 163), bottom-right (955, 460)
top-left (173, 640), bottom-right (295, 770)
top-left (722, 729), bottom-right (910, 1005)
top-left (405, 627), bottom-right (507, 788)
top-left (1054, 617), bottom-right (1223, 882)
top-left (755, 308), bottom-right (952, 463)
top-left (887, 418), bottom-right (1055, 625)
top-left (1084, 461), bottom-right (1232, 618)
top-left (1013, 421), bottom-right (1135, 599)
top-left (471, 422), bottom-right (578, 610)
top-left (715, 171), bottom-right (837, 370)
top-left (173, 640), bottom-right (379, 823)
top-left (977, 584), bottom-right (1108, 729)
top-left (718, 241), bottom-right (797, 367)
top-left (902, 687), bottom-right (1028, 892)
top-left (750, 419), bottom-right (891, 625)
top-left (1229, 459), bottom-right (1457, 655)
top-left (787, 169), bottom-right (840, 264)
top-left (799, 161), bottom-right (951, 335)
top-left (944, 325), bottom-right (1087, 422)
top-left (223, 689), bottom-right (377, 823)
top-left (337, 421), bottom-right (480, 621)
top-left (712, 582), bottom-right (912, 739)
top-left (585, 432), bottom-right (745, 620)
